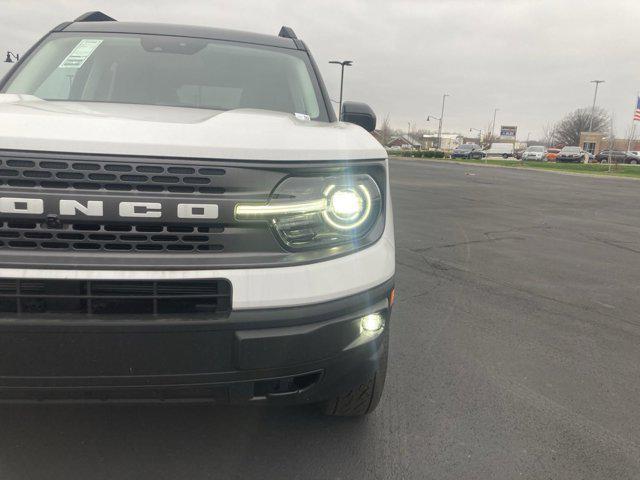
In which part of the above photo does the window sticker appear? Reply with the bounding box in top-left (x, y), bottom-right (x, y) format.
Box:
top-left (58, 39), bottom-right (103, 69)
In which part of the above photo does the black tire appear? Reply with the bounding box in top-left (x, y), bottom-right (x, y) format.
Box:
top-left (502, 154), bottom-right (509, 159)
top-left (629, 159), bottom-right (638, 165)
top-left (320, 339), bottom-right (388, 417)
top-left (600, 159), bottom-right (607, 164)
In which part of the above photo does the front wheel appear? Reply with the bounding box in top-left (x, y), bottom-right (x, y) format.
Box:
top-left (320, 342), bottom-right (388, 417)
top-left (502, 154), bottom-right (509, 159)
top-left (629, 159), bottom-right (638, 165)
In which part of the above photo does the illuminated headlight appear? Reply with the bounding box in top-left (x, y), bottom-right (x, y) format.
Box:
top-left (235, 173), bottom-right (383, 250)
top-left (323, 185), bottom-right (371, 230)
top-left (360, 313), bottom-right (385, 333)
top-left (329, 188), bottom-right (363, 219)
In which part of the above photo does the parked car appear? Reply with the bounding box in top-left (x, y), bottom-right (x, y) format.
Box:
top-left (546, 148), bottom-right (560, 161)
top-left (484, 142), bottom-right (515, 158)
top-left (521, 146), bottom-right (547, 161)
top-left (451, 143), bottom-right (485, 159)
top-left (0, 12), bottom-right (395, 416)
top-left (595, 150), bottom-right (639, 164)
top-left (628, 151), bottom-right (640, 164)
top-left (556, 146), bottom-right (587, 163)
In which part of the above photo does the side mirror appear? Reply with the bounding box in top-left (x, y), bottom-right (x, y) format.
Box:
top-left (341, 101), bottom-right (376, 132)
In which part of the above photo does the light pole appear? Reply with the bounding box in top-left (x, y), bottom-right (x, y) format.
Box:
top-left (588, 80), bottom-right (605, 131)
top-left (427, 115), bottom-right (440, 150)
top-left (4, 51), bottom-right (19, 63)
top-left (490, 108), bottom-right (499, 138)
top-left (470, 128), bottom-right (486, 163)
top-left (436, 94), bottom-right (450, 150)
top-left (329, 60), bottom-right (353, 120)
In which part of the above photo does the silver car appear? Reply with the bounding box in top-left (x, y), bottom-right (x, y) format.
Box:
top-left (521, 145), bottom-right (547, 161)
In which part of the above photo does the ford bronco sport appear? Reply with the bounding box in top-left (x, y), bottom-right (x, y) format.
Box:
top-left (0, 12), bottom-right (395, 416)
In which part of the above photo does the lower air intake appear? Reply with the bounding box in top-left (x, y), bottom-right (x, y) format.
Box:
top-left (0, 278), bottom-right (232, 318)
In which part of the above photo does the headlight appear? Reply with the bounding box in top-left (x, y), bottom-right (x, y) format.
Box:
top-left (235, 174), bottom-right (383, 250)
top-left (323, 184), bottom-right (371, 230)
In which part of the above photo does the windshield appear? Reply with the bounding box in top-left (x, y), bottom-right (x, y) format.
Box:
top-left (561, 147), bottom-right (581, 153)
top-left (526, 146), bottom-right (545, 152)
top-left (457, 144), bottom-right (475, 150)
top-left (2, 32), bottom-right (326, 119)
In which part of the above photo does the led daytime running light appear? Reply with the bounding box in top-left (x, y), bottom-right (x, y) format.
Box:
top-left (235, 198), bottom-right (326, 218)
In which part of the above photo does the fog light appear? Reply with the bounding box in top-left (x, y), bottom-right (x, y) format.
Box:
top-left (361, 313), bottom-right (384, 333)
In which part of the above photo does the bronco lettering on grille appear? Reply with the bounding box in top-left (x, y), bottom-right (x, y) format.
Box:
top-left (0, 198), bottom-right (219, 219)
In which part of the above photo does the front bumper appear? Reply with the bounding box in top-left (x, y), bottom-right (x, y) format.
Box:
top-left (0, 279), bottom-right (394, 404)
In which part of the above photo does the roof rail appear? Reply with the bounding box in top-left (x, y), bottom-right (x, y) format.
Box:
top-left (74, 11), bottom-right (116, 22)
top-left (278, 26), bottom-right (298, 39)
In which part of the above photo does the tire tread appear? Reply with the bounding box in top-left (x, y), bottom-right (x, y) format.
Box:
top-left (320, 338), bottom-right (388, 417)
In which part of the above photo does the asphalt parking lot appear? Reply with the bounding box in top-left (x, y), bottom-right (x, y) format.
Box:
top-left (1, 159), bottom-right (640, 479)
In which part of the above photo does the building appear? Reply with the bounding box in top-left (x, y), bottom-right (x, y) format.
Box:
top-left (579, 132), bottom-right (640, 155)
top-left (422, 133), bottom-right (464, 151)
top-left (387, 135), bottom-right (422, 149)
top-left (370, 130), bottom-right (385, 145)
top-left (579, 132), bottom-right (607, 155)
top-left (461, 136), bottom-right (482, 145)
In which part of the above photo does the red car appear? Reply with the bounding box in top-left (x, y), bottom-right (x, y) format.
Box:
top-left (546, 148), bottom-right (560, 162)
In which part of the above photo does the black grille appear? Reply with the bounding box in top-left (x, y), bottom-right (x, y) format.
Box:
top-left (0, 157), bottom-right (225, 194)
top-left (0, 219), bottom-right (225, 253)
top-left (0, 278), bottom-right (232, 317)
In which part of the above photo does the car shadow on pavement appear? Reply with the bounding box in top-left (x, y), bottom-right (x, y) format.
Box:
top-left (0, 404), bottom-right (375, 479)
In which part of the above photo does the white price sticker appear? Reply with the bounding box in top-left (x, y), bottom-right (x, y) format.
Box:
top-left (59, 39), bottom-right (103, 69)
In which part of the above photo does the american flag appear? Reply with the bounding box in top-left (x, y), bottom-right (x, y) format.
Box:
top-left (635, 96), bottom-right (640, 121)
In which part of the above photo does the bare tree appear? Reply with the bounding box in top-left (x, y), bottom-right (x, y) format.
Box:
top-left (623, 121), bottom-right (637, 149)
top-left (554, 107), bottom-right (609, 146)
top-left (408, 128), bottom-right (428, 144)
top-left (379, 114), bottom-right (393, 146)
top-left (541, 122), bottom-right (558, 147)
top-left (482, 122), bottom-right (497, 147)
top-left (606, 112), bottom-right (616, 170)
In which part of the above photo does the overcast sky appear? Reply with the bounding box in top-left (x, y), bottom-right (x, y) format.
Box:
top-left (1, 0), bottom-right (638, 139)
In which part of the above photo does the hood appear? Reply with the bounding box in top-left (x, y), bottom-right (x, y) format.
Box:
top-left (0, 95), bottom-right (385, 161)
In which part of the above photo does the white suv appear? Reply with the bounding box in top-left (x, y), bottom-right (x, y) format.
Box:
top-left (0, 12), bottom-right (395, 416)
top-left (521, 146), bottom-right (547, 161)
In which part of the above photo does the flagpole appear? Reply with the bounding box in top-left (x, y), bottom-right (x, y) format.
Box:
top-left (628, 91), bottom-right (639, 152)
